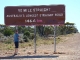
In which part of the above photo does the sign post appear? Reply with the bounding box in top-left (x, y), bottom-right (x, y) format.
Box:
top-left (34, 25), bottom-right (36, 53)
top-left (54, 25), bottom-right (57, 53)
top-left (15, 25), bottom-right (18, 31)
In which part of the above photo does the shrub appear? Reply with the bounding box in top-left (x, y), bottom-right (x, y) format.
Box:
top-left (29, 33), bottom-right (35, 40)
top-left (24, 31), bottom-right (30, 37)
top-left (23, 35), bottom-right (29, 42)
top-left (3, 28), bottom-right (13, 36)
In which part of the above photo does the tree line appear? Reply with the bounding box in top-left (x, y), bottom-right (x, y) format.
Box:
top-left (0, 22), bottom-right (78, 42)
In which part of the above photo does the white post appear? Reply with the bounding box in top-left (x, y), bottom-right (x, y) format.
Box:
top-left (15, 25), bottom-right (18, 30)
top-left (54, 25), bottom-right (56, 53)
top-left (34, 25), bottom-right (36, 53)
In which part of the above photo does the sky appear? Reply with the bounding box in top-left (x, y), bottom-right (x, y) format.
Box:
top-left (0, 0), bottom-right (80, 32)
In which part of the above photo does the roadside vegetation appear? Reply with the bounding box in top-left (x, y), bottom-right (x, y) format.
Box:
top-left (0, 22), bottom-right (78, 50)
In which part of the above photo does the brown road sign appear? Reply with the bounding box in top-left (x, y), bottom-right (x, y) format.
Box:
top-left (4, 5), bottom-right (65, 25)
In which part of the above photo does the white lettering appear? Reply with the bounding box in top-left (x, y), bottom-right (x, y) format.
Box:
top-left (6, 14), bottom-right (23, 17)
top-left (29, 9), bottom-right (32, 12)
top-left (23, 9), bottom-right (32, 12)
top-left (33, 19), bottom-right (36, 22)
top-left (6, 15), bottom-right (9, 17)
top-left (25, 19), bottom-right (36, 23)
top-left (18, 8), bottom-right (51, 12)
top-left (41, 14), bottom-right (54, 17)
top-left (26, 14), bottom-right (38, 17)
top-left (18, 9), bottom-right (22, 12)
top-left (25, 19), bottom-right (29, 23)
top-left (23, 9), bottom-right (27, 12)
top-left (55, 13), bottom-right (63, 16)
top-left (33, 8), bottom-right (51, 12)
top-left (33, 9), bottom-right (35, 12)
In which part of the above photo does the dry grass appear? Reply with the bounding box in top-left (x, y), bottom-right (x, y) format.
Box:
top-left (58, 33), bottom-right (74, 37)
top-left (0, 33), bottom-right (74, 51)
top-left (0, 42), bottom-right (14, 50)
top-left (0, 39), bottom-right (60, 51)
top-left (19, 41), bottom-right (34, 48)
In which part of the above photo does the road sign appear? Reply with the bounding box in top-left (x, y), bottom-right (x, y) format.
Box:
top-left (4, 5), bottom-right (65, 25)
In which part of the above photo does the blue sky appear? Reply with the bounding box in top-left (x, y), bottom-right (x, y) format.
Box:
top-left (0, 0), bottom-right (80, 32)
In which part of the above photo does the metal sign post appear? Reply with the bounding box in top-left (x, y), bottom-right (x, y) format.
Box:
top-left (54, 25), bottom-right (56, 53)
top-left (15, 25), bottom-right (18, 30)
top-left (34, 25), bottom-right (36, 54)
